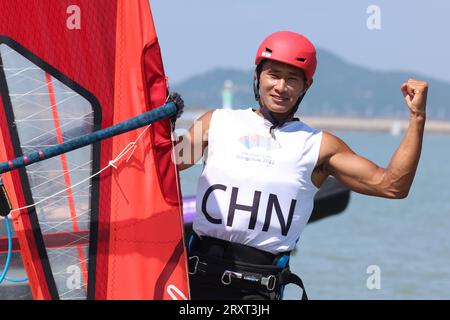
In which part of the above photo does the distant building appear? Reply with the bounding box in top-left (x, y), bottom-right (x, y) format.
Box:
top-left (222, 80), bottom-right (233, 109)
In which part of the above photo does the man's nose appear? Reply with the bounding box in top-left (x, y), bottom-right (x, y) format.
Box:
top-left (274, 78), bottom-right (288, 92)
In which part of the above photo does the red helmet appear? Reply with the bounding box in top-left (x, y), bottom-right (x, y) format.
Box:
top-left (255, 31), bottom-right (317, 80)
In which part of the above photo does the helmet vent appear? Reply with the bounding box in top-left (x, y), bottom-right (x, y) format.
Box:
top-left (264, 48), bottom-right (273, 53)
top-left (296, 57), bottom-right (306, 62)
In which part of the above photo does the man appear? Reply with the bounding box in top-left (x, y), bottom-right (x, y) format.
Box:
top-left (175, 31), bottom-right (428, 300)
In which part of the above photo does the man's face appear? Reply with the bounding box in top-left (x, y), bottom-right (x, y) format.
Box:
top-left (258, 60), bottom-right (312, 115)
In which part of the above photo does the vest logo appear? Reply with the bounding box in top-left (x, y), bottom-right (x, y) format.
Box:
top-left (201, 184), bottom-right (296, 236)
top-left (238, 133), bottom-right (281, 150)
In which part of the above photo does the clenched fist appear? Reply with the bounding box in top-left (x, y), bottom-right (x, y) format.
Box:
top-left (400, 79), bottom-right (428, 118)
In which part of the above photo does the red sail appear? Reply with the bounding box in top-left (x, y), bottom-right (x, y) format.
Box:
top-left (0, 0), bottom-right (189, 299)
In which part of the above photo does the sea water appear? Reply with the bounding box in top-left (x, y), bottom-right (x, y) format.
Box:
top-left (180, 130), bottom-right (450, 300)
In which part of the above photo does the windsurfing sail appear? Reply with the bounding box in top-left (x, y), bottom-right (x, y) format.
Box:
top-left (0, 0), bottom-right (189, 300)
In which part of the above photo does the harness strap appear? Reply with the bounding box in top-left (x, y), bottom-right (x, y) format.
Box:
top-left (278, 268), bottom-right (308, 300)
top-left (189, 254), bottom-right (308, 300)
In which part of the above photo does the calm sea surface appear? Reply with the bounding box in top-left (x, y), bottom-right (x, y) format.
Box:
top-left (181, 130), bottom-right (450, 300)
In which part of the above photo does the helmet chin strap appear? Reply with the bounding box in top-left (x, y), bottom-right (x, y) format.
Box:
top-left (255, 79), bottom-right (306, 129)
top-left (258, 96), bottom-right (303, 126)
top-left (253, 64), bottom-right (308, 134)
top-left (256, 93), bottom-right (305, 140)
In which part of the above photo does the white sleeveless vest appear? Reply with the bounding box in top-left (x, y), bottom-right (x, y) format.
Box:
top-left (193, 108), bottom-right (323, 254)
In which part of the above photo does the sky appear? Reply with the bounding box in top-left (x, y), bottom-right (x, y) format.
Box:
top-left (151, 0), bottom-right (450, 85)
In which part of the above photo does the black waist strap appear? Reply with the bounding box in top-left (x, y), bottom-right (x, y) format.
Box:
top-left (188, 235), bottom-right (308, 300)
top-left (191, 235), bottom-right (278, 265)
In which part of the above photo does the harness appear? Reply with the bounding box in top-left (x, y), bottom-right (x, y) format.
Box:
top-left (188, 233), bottom-right (308, 300)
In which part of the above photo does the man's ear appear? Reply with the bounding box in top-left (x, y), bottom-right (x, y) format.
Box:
top-left (253, 71), bottom-right (260, 101)
top-left (303, 78), bottom-right (313, 93)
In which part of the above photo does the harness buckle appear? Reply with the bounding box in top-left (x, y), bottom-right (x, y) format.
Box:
top-left (221, 271), bottom-right (231, 285)
top-left (221, 270), bottom-right (243, 285)
top-left (261, 275), bottom-right (277, 291)
top-left (188, 256), bottom-right (199, 275)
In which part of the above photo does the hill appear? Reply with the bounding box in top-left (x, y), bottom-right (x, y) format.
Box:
top-left (172, 49), bottom-right (450, 120)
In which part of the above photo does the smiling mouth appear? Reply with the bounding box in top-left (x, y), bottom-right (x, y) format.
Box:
top-left (271, 95), bottom-right (288, 102)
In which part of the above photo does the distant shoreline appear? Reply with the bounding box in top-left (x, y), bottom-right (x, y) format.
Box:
top-left (301, 116), bottom-right (450, 134)
top-left (178, 109), bottom-right (450, 134)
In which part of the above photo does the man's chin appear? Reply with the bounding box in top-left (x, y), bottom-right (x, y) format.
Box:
top-left (266, 105), bottom-right (293, 115)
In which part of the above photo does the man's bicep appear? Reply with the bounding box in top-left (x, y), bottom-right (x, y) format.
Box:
top-left (325, 136), bottom-right (387, 197)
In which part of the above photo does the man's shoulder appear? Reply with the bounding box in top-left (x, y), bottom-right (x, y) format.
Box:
top-left (209, 108), bottom-right (253, 121)
top-left (319, 131), bottom-right (352, 159)
top-left (197, 108), bottom-right (249, 130)
top-left (215, 107), bottom-right (252, 114)
top-left (297, 119), bottom-right (321, 135)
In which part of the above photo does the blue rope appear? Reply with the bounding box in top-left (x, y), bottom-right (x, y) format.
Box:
top-left (0, 102), bottom-right (177, 174)
top-left (0, 216), bottom-right (28, 283)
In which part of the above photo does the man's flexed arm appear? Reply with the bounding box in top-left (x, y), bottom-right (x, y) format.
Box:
top-left (322, 79), bottom-right (428, 199)
top-left (385, 79), bottom-right (427, 196)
